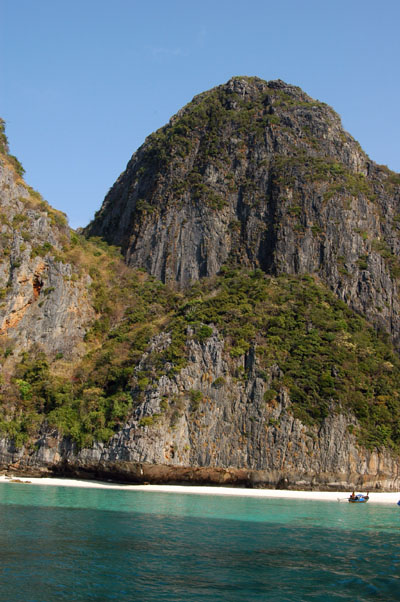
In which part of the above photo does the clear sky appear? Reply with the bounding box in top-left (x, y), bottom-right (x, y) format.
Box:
top-left (1, 0), bottom-right (399, 229)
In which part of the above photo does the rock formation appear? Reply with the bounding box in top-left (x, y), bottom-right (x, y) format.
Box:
top-left (2, 324), bottom-right (399, 490)
top-left (86, 77), bottom-right (400, 348)
top-left (1, 78), bottom-right (400, 490)
top-left (0, 144), bottom-right (94, 357)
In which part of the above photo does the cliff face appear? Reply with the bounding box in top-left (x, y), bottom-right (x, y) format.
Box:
top-left (2, 328), bottom-right (399, 490)
top-left (86, 77), bottom-right (400, 347)
top-left (0, 157), bottom-right (94, 358)
top-left (1, 78), bottom-right (400, 490)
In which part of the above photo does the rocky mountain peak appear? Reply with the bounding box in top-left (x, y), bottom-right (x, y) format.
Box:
top-left (2, 90), bottom-right (400, 487)
top-left (85, 76), bottom-right (400, 346)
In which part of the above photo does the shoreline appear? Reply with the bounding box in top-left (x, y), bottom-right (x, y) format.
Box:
top-left (1, 475), bottom-right (399, 504)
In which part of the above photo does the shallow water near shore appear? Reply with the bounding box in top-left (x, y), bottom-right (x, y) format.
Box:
top-left (0, 483), bottom-right (399, 601)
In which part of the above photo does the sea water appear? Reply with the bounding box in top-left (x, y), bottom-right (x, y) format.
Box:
top-left (0, 483), bottom-right (399, 601)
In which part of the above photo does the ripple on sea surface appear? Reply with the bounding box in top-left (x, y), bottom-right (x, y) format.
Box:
top-left (0, 483), bottom-right (399, 601)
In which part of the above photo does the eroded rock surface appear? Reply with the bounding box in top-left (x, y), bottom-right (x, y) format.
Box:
top-left (0, 159), bottom-right (94, 357)
top-left (86, 77), bottom-right (400, 347)
top-left (1, 330), bottom-right (399, 490)
top-left (1, 79), bottom-right (400, 489)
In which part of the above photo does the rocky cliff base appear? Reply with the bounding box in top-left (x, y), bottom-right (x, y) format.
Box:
top-left (1, 456), bottom-right (399, 492)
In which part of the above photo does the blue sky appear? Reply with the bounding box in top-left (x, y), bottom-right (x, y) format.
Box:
top-left (1, 0), bottom-right (399, 229)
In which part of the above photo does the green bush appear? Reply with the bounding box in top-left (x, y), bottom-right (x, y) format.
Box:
top-left (196, 325), bottom-right (213, 342)
top-left (189, 389), bottom-right (203, 411)
top-left (264, 389), bottom-right (278, 402)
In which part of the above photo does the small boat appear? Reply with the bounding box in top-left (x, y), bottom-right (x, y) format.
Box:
top-left (348, 493), bottom-right (369, 503)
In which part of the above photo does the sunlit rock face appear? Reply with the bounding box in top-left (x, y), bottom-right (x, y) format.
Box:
top-left (1, 329), bottom-right (399, 491)
top-left (0, 158), bottom-right (93, 357)
top-left (1, 78), bottom-right (400, 489)
top-left (86, 76), bottom-right (400, 347)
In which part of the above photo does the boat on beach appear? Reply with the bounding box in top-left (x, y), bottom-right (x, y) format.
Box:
top-left (348, 493), bottom-right (369, 503)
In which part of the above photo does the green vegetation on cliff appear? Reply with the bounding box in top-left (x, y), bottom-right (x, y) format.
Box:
top-left (116, 76), bottom-right (346, 220)
top-left (175, 268), bottom-right (400, 449)
top-left (0, 118), bottom-right (25, 176)
top-left (1, 263), bottom-right (400, 452)
top-left (0, 232), bottom-right (179, 448)
top-left (2, 73), bottom-right (400, 468)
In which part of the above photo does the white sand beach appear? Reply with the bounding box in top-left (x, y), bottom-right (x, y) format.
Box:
top-left (0, 474), bottom-right (399, 504)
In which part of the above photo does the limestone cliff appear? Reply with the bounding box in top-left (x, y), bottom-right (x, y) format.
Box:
top-left (86, 77), bottom-right (400, 348)
top-left (1, 77), bottom-right (400, 491)
top-left (0, 152), bottom-right (94, 358)
top-left (1, 326), bottom-right (399, 490)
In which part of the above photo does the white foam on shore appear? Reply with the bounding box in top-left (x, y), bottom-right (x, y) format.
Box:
top-left (0, 474), bottom-right (399, 504)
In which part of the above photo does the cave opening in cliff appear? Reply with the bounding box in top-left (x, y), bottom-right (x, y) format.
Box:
top-left (33, 274), bottom-right (43, 299)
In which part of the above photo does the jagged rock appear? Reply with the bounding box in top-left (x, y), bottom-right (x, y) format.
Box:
top-left (1, 79), bottom-right (400, 489)
top-left (86, 76), bottom-right (400, 347)
top-left (0, 158), bottom-right (94, 356)
top-left (1, 329), bottom-right (399, 490)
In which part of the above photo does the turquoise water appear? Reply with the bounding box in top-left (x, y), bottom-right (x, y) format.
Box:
top-left (0, 483), bottom-right (399, 601)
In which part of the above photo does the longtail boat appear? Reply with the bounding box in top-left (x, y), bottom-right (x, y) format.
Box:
top-left (348, 493), bottom-right (369, 503)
